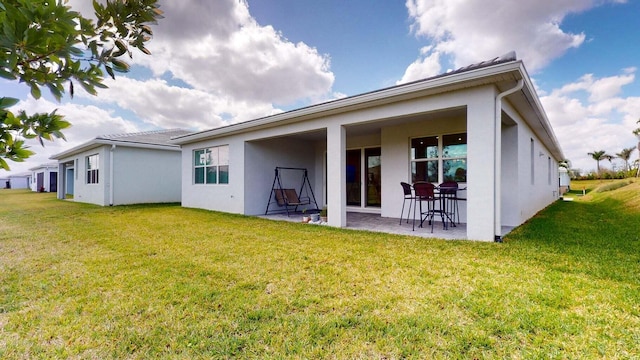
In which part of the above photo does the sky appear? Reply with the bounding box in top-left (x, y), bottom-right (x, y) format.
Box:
top-left (2, 0), bottom-right (640, 177)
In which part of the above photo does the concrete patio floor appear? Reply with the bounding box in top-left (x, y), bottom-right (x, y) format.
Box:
top-left (258, 212), bottom-right (515, 241)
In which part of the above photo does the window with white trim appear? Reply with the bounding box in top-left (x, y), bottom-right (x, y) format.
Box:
top-left (548, 156), bottom-right (551, 185)
top-left (411, 133), bottom-right (467, 183)
top-left (193, 145), bottom-right (229, 184)
top-left (86, 154), bottom-right (99, 184)
top-left (530, 138), bottom-right (535, 185)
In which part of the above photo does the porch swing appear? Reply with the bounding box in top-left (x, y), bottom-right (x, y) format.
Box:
top-left (264, 167), bottom-right (319, 216)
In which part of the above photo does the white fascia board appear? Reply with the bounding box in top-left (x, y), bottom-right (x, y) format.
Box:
top-left (172, 61), bottom-right (527, 146)
top-left (28, 164), bottom-right (58, 171)
top-left (518, 66), bottom-right (565, 160)
top-left (50, 139), bottom-right (180, 160)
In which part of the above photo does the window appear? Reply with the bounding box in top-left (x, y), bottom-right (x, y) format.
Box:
top-left (530, 138), bottom-right (535, 184)
top-left (442, 133), bottom-right (467, 182)
top-left (411, 136), bottom-right (438, 183)
top-left (411, 133), bottom-right (466, 183)
top-left (86, 154), bottom-right (99, 184)
top-left (547, 156), bottom-right (551, 185)
top-left (194, 145), bottom-right (229, 184)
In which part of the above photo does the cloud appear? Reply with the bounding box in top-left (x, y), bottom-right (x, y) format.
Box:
top-left (92, 77), bottom-right (281, 130)
top-left (134, 0), bottom-right (335, 106)
top-left (553, 73), bottom-right (635, 102)
top-left (541, 69), bottom-right (640, 173)
top-left (401, 0), bottom-right (622, 82)
top-left (67, 0), bottom-right (335, 119)
top-left (397, 47), bottom-right (442, 84)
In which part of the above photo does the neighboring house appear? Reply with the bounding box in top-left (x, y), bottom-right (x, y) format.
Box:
top-left (50, 129), bottom-right (191, 206)
top-left (172, 53), bottom-right (564, 242)
top-left (29, 162), bottom-right (58, 192)
top-left (559, 167), bottom-right (570, 194)
top-left (6, 172), bottom-right (31, 189)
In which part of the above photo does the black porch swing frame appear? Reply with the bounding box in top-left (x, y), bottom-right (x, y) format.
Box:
top-left (264, 167), bottom-right (319, 216)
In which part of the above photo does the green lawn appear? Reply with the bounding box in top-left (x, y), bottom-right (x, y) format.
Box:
top-left (0, 183), bottom-right (639, 359)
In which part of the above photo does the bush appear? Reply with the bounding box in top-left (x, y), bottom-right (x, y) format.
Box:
top-left (593, 180), bottom-right (632, 193)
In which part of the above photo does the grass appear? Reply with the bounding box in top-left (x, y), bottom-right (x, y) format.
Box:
top-left (0, 183), bottom-right (639, 359)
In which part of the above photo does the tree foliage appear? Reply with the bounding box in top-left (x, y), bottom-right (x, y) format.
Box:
top-left (588, 150), bottom-right (613, 176)
top-left (615, 147), bottom-right (635, 172)
top-left (0, 0), bottom-right (162, 170)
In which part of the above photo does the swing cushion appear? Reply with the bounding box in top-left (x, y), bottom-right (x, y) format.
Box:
top-left (274, 189), bottom-right (309, 206)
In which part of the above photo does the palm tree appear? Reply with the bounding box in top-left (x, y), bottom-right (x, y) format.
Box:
top-left (616, 147), bottom-right (635, 172)
top-left (588, 150), bottom-right (613, 176)
top-left (633, 119), bottom-right (640, 177)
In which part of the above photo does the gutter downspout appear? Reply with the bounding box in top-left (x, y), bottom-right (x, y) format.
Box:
top-left (109, 144), bottom-right (115, 206)
top-left (494, 79), bottom-right (524, 242)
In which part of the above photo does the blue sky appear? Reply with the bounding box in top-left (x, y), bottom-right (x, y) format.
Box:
top-left (2, 0), bottom-right (640, 176)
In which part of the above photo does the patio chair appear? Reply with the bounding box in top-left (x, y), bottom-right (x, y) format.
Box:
top-left (438, 181), bottom-right (459, 226)
top-left (274, 189), bottom-right (307, 206)
top-left (412, 182), bottom-right (446, 232)
top-left (399, 182), bottom-right (416, 225)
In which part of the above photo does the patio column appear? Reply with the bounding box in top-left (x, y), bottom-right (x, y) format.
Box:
top-left (466, 87), bottom-right (497, 241)
top-left (326, 124), bottom-right (347, 227)
top-left (57, 162), bottom-right (64, 200)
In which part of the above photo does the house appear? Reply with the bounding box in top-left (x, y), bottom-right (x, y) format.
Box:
top-left (50, 129), bottom-right (191, 206)
top-left (6, 172), bottom-right (31, 189)
top-left (172, 52), bottom-right (564, 242)
top-left (29, 162), bottom-right (58, 192)
top-left (559, 167), bottom-right (570, 194)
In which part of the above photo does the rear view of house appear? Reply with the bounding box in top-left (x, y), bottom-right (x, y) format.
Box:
top-left (51, 129), bottom-right (191, 206)
top-left (172, 53), bottom-right (564, 242)
top-left (29, 163), bottom-right (58, 192)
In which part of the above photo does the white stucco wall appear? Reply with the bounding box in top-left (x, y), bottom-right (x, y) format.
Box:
top-left (57, 145), bottom-right (182, 206)
top-left (57, 145), bottom-right (108, 205)
top-left (7, 175), bottom-right (30, 189)
top-left (30, 166), bottom-right (57, 192)
top-left (502, 103), bottom-right (560, 225)
top-left (180, 136), bottom-right (244, 214)
top-left (111, 147), bottom-right (182, 205)
top-left (500, 100), bottom-right (560, 227)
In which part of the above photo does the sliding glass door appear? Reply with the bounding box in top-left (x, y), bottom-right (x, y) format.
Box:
top-left (365, 148), bottom-right (381, 207)
top-left (345, 147), bottom-right (381, 208)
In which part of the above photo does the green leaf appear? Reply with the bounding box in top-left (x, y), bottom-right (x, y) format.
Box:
top-left (105, 65), bottom-right (115, 80)
top-left (0, 68), bottom-right (17, 81)
top-left (0, 157), bottom-right (8, 171)
top-left (110, 58), bottom-right (130, 73)
top-left (77, 80), bottom-right (97, 96)
top-left (0, 97), bottom-right (19, 109)
top-left (30, 84), bottom-right (42, 100)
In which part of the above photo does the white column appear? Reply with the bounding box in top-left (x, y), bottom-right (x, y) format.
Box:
top-left (326, 124), bottom-right (346, 227)
top-left (466, 87), bottom-right (497, 241)
top-left (57, 163), bottom-right (65, 200)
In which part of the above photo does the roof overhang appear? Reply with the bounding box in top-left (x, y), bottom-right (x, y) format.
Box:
top-left (50, 139), bottom-right (181, 160)
top-left (28, 163), bottom-right (58, 171)
top-left (171, 60), bottom-right (563, 160)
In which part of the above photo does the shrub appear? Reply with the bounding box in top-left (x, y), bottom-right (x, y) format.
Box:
top-left (593, 180), bottom-right (632, 193)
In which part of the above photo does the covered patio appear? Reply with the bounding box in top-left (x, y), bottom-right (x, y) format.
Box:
top-left (259, 212), bottom-right (515, 240)
top-left (175, 54), bottom-right (563, 242)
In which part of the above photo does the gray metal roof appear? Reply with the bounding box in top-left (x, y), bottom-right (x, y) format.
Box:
top-left (96, 129), bottom-right (193, 146)
top-left (50, 128), bottom-right (193, 160)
